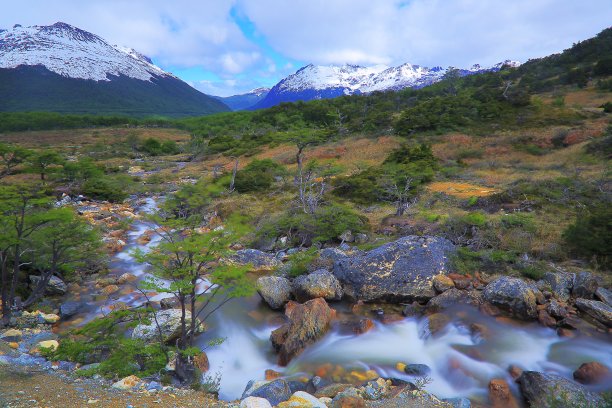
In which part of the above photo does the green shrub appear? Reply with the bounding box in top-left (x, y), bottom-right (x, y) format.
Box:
top-left (233, 159), bottom-right (286, 193)
top-left (140, 138), bottom-right (180, 156)
top-left (82, 176), bottom-right (131, 202)
top-left (286, 248), bottom-right (319, 277)
top-left (564, 205), bottom-right (611, 269)
top-left (461, 212), bottom-right (488, 227)
top-left (519, 262), bottom-right (548, 280)
top-left (500, 213), bottom-right (536, 232)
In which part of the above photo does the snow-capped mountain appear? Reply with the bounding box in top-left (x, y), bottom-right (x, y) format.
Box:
top-left (250, 60), bottom-right (520, 110)
top-left (0, 22), bottom-right (228, 117)
top-left (214, 87), bottom-right (270, 111)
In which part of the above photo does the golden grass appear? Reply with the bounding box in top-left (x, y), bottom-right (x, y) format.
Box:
top-left (427, 182), bottom-right (498, 198)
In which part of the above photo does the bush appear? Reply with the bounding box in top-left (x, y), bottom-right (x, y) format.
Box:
top-left (82, 175), bottom-right (132, 202)
top-left (233, 159), bottom-right (286, 193)
top-left (259, 202), bottom-right (367, 246)
top-left (140, 138), bottom-right (180, 156)
top-left (285, 248), bottom-right (319, 277)
top-left (563, 205), bottom-right (611, 269)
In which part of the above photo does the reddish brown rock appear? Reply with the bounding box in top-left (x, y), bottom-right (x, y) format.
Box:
top-left (353, 318), bottom-right (375, 334)
top-left (508, 365), bottom-right (523, 380)
top-left (538, 309), bottom-right (557, 328)
top-left (271, 298), bottom-right (335, 365)
top-left (573, 362), bottom-right (610, 385)
top-left (557, 328), bottom-right (576, 338)
top-left (265, 369), bottom-right (282, 381)
top-left (489, 378), bottom-right (519, 408)
top-left (331, 395), bottom-right (366, 408)
top-left (194, 351), bottom-right (209, 373)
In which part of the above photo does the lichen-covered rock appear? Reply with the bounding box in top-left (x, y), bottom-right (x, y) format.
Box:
top-left (483, 277), bottom-right (538, 320)
top-left (575, 298), bottom-right (612, 327)
top-left (572, 272), bottom-right (598, 299)
top-left (131, 309), bottom-right (201, 343)
top-left (112, 375), bottom-right (141, 390)
top-left (240, 396), bottom-right (273, 408)
top-left (228, 249), bottom-right (281, 272)
top-left (542, 272), bottom-right (573, 301)
top-left (332, 236), bottom-right (455, 302)
top-left (517, 371), bottom-right (604, 408)
top-left (271, 298), bottom-right (335, 365)
top-left (257, 276), bottom-right (292, 309)
top-left (293, 269), bottom-right (343, 302)
top-left (277, 391), bottom-right (327, 408)
top-left (433, 274), bottom-right (455, 293)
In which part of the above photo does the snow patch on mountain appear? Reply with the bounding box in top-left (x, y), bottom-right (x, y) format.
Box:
top-left (0, 22), bottom-right (172, 82)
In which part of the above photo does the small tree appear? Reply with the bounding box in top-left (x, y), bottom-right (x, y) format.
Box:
top-left (0, 143), bottom-right (31, 179)
top-left (28, 150), bottom-right (64, 180)
top-left (135, 214), bottom-right (253, 382)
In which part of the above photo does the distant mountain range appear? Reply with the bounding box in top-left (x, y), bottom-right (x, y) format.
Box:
top-left (246, 60), bottom-right (520, 110)
top-left (0, 22), bottom-right (229, 117)
top-left (214, 87), bottom-right (270, 111)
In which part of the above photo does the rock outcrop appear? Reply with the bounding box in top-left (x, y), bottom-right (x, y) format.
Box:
top-left (517, 371), bottom-right (604, 408)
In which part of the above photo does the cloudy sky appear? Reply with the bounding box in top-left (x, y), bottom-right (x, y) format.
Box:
top-left (2, 0), bottom-right (610, 96)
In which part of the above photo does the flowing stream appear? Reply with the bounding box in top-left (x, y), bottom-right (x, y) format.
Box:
top-left (64, 197), bottom-right (612, 403)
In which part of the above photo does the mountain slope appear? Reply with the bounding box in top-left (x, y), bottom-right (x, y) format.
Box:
top-left (250, 60), bottom-right (520, 109)
top-left (214, 87), bottom-right (270, 111)
top-left (0, 22), bottom-right (229, 117)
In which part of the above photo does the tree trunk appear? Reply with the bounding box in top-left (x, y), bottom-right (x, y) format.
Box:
top-left (229, 158), bottom-right (239, 193)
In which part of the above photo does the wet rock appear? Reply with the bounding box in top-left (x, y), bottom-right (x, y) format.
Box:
top-left (29, 275), bottom-right (67, 295)
top-left (366, 388), bottom-right (453, 408)
top-left (353, 318), bottom-right (375, 334)
top-left (257, 276), bottom-right (292, 310)
top-left (595, 287), bottom-right (612, 306)
top-left (242, 379), bottom-right (292, 406)
top-left (314, 384), bottom-right (353, 398)
top-left (265, 369), bottom-right (282, 381)
top-left (575, 298), bottom-right (612, 327)
top-left (228, 249), bottom-right (281, 272)
top-left (508, 365), bottom-right (523, 380)
top-left (240, 396), bottom-right (272, 408)
top-left (538, 309), bottom-right (557, 328)
top-left (483, 277), bottom-right (538, 320)
top-left (131, 309), bottom-right (201, 343)
top-left (403, 364), bottom-right (431, 377)
top-left (362, 378), bottom-right (391, 400)
top-left (293, 269), bottom-right (343, 302)
top-left (59, 301), bottom-right (82, 319)
top-left (331, 394), bottom-right (366, 408)
top-left (0, 329), bottom-right (22, 342)
top-left (433, 274), bottom-right (455, 293)
top-left (277, 391), bottom-right (326, 408)
top-left (112, 375), bottom-right (141, 390)
top-left (572, 271), bottom-right (598, 299)
top-left (542, 272), bottom-right (574, 301)
top-left (426, 288), bottom-right (482, 312)
top-left (271, 298), bottom-right (335, 365)
top-left (488, 378), bottom-right (519, 408)
top-left (517, 371), bottom-right (604, 408)
top-left (402, 302), bottom-right (424, 317)
top-left (546, 300), bottom-right (568, 319)
top-left (332, 236), bottom-right (455, 302)
top-left (117, 273), bottom-right (138, 284)
top-left (573, 362), bottom-right (611, 385)
top-left (427, 313), bottom-right (451, 335)
top-left (101, 284), bottom-right (119, 295)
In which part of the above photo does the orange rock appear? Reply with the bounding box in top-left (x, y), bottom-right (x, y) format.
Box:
top-left (573, 362), bottom-right (610, 385)
top-left (265, 369), bottom-right (282, 381)
top-left (101, 284), bottom-right (119, 295)
top-left (489, 378), bottom-right (519, 408)
top-left (194, 352), bottom-right (209, 373)
top-left (353, 318), bottom-right (375, 334)
top-left (508, 365), bottom-right (523, 380)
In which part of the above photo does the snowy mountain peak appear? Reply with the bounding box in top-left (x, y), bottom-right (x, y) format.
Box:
top-left (0, 22), bottom-right (171, 82)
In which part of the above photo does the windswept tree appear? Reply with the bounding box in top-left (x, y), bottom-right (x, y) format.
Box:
top-left (0, 143), bottom-right (31, 179)
top-left (28, 150), bottom-right (64, 180)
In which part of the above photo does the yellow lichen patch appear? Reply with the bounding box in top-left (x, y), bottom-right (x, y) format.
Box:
top-left (427, 182), bottom-right (498, 198)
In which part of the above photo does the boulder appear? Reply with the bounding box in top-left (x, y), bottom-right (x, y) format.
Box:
top-left (403, 364), bottom-right (431, 377)
top-left (277, 391), bottom-right (327, 408)
top-left (131, 309), bottom-right (201, 343)
top-left (319, 248), bottom-right (348, 264)
top-left (538, 309), bottom-right (557, 328)
top-left (542, 272), bottom-right (573, 301)
top-left (488, 378), bottom-right (519, 408)
top-left (0, 329), bottom-right (22, 342)
top-left (595, 287), bottom-right (612, 306)
top-left (572, 272), bottom-right (598, 299)
top-left (242, 379), bottom-right (292, 406)
top-left (240, 397), bottom-right (273, 408)
top-left (426, 288), bottom-right (483, 312)
top-left (433, 274), bottom-right (455, 293)
top-left (36, 340), bottom-right (59, 352)
top-left (271, 298), bottom-right (335, 365)
top-left (517, 371), bottom-right (604, 408)
top-left (257, 276), bottom-right (292, 310)
top-left (573, 362), bottom-right (610, 385)
top-left (29, 275), bottom-right (67, 295)
top-left (332, 236), bottom-right (455, 302)
top-left (228, 249), bottom-right (281, 272)
top-left (59, 301), bottom-right (82, 319)
top-left (483, 277), bottom-right (538, 320)
top-left (293, 269), bottom-right (343, 302)
top-left (575, 298), bottom-right (612, 327)
top-left (546, 300), bottom-right (568, 319)
top-left (160, 296), bottom-right (181, 310)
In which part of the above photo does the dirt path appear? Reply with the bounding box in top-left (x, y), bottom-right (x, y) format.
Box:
top-left (0, 366), bottom-right (233, 408)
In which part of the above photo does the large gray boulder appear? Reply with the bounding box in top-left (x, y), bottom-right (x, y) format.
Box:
top-left (293, 269), bottom-right (343, 302)
top-left (427, 288), bottom-right (483, 312)
top-left (132, 309), bottom-right (201, 343)
top-left (59, 301), bottom-right (82, 319)
top-left (595, 287), bottom-right (612, 306)
top-left (483, 277), bottom-right (538, 320)
top-left (575, 298), bottom-right (612, 327)
top-left (517, 371), bottom-right (604, 408)
top-left (227, 249), bottom-right (281, 272)
top-left (29, 275), bottom-right (67, 296)
top-left (241, 379), bottom-right (291, 406)
top-left (332, 236), bottom-right (455, 302)
top-left (257, 276), bottom-right (292, 310)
